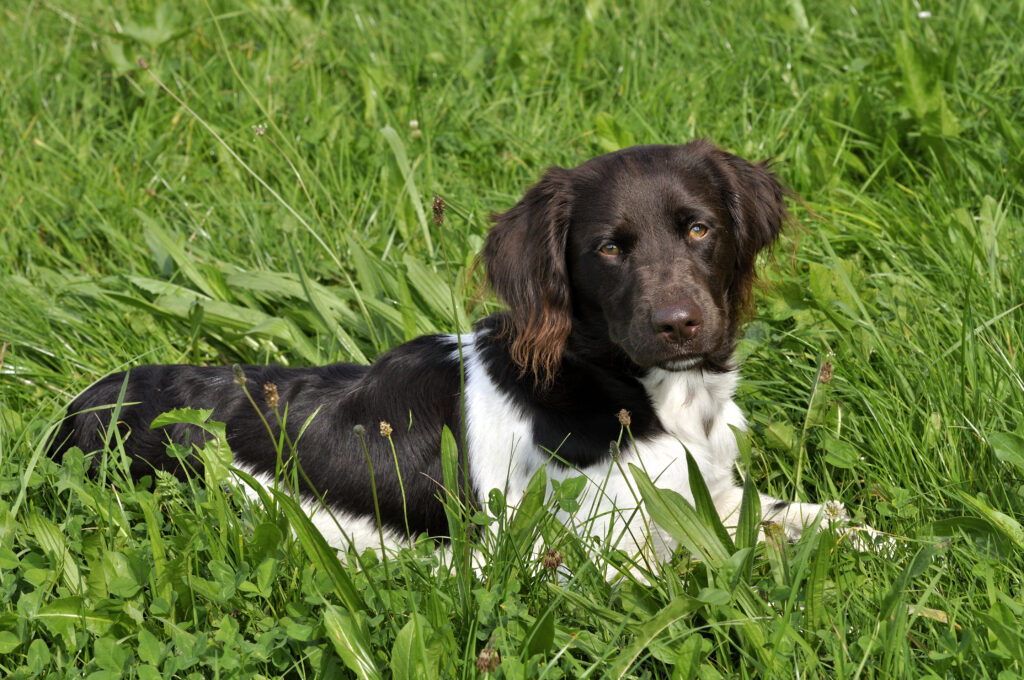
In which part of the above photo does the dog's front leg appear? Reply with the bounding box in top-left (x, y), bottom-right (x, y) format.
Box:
top-left (761, 498), bottom-right (849, 540)
top-left (711, 486), bottom-right (849, 541)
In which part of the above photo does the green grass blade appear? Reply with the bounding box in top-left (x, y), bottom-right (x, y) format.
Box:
top-left (684, 450), bottom-right (736, 552)
top-left (381, 125), bottom-right (432, 256)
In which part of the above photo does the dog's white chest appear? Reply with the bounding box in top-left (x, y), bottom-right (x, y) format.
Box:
top-left (463, 343), bottom-right (746, 551)
top-left (637, 368), bottom-right (745, 476)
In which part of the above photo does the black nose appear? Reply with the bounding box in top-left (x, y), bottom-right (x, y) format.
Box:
top-left (652, 303), bottom-right (702, 343)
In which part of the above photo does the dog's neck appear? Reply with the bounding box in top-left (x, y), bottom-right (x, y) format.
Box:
top-left (640, 367), bottom-right (743, 455)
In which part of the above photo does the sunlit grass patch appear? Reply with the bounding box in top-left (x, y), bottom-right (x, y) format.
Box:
top-left (2, 0), bottom-right (1023, 676)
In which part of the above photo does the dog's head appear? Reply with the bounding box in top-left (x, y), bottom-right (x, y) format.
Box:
top-left (484, 140), bottom-right (787, 386)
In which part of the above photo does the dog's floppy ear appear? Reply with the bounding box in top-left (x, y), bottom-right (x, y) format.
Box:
top-left (484, 167), bottom-right (574, 388)
top-left (716, 149), bottom-right (788, 313)
top-left (723, 154), bottom-right (787, 264)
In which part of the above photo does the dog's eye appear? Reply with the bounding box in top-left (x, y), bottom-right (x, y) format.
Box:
top-left (688, 222), bottom-right (709, 240)
top-left (598, 243), bottom-right (621, 257)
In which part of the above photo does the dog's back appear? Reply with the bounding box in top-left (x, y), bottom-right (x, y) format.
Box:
top-left (49, 335), bottom-right (468, 539)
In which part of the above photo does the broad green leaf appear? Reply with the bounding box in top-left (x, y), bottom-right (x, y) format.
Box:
top-left (685, 451), bottom-right (735, 551)
top-left (135, 491), bottom-right (170, 602)
top-left (786, 0), bottom-right (809, 31)
top-left (138, 665), bottom-right (162, 680)
top-left (439, 426), bottom-right (462, 514)
top-left (511, 466), bottom-right (548, 548)
top-left (137, 628), bottom-right (164, 666)
top-left (891, 29), bottom-right (959, 136)
top-left (94, 636), bottom-right (131, 672)
top-left (554, 474), bottom-right (587, 513)
top-left (990, 432), bottom-right (1024, 473)
top-left (150, 408), bottom-right (233, 485)
top-left (255, 556), bottom-right (277, 598)
top-left (27, 638), bottom-right (50, 673)
top-left (762, 520), bottom-right (790, 588)
top-left (391, 613), bottom-right (442, 680)
top-left (323, 604), bottom-right (382, 680)
top-left (150, 407), bottom-right (216, 430)
top-left (0, 546), bottom-right (18, 569)
top-left (346, 239), bottom-right (385, 299)
top-left (978, 603), bottom-right (1024, 662)
top-left (695, 588), bottom-right (731, 606)
top-left (920, 515), bottom-right (1010, 556)
top-left (763, 420), bottom-right (797, 453)
top-left (440, 424), bottom-right (470, 575)
top-left (734, 472), bottom-right (760, 554)
top-left (103, 551), bottom-right (148, 599)
top-left (959, 493), bottom-right (1024, 551)
top-left (524, 607), bottom-right (555, 659)
top-left (629, 465), bottom-right (729, 566)
top-left (670, 635), bottom-right (704, 680)
top-left (730, 424), bottom-right (752, 466)
top-left (35, 597), bottom-right (117, 640)
top-left (101, 37), bottom-right (136, 77)
top-left (894, 31), bottom-right (938, 119)
top-left (594, 112), bottom-right (635, 153)
top-left (719, 547), bottom-right (754, 594)
top-left (120, 3), bottom-right (182, 47)
top-left (27, 513), bottom-right (81, 594)
top-left (821, 438), bottom-right (860, 469)
top-left (608, 596), bottom-right (700, 678)
top-left (0, 631), bottom-right (20, 654)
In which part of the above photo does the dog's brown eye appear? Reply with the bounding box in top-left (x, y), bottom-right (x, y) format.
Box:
top-left (599, 243), bottom-right (621, 257)
top-left (689, 223), bottom-right (709, 239)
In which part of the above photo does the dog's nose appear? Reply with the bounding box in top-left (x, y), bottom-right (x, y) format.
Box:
top-left (652, 303), bottom-right (702, 343)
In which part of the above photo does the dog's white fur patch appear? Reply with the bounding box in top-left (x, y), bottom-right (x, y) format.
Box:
top-left (234, 465), bottom-right (407, 555)
top-left (462, 341), bottom-right (851, 561)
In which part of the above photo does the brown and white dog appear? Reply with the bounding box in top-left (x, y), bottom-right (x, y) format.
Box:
top-left (50, 141), bottom-right (858, 560)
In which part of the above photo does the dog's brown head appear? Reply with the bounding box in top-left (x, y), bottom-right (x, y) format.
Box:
top-left (484, 140), bottom-right (787, 387)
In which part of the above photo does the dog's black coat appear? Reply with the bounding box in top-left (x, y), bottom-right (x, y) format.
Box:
top-left (52, 337), bottom-right (466, 537)
top-left (50, 141), bottom-right (804, 549)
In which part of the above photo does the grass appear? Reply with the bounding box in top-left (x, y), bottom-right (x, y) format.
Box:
top-left (1, 0), bottom-right (1023, 676)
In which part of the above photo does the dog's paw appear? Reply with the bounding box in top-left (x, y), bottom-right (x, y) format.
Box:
top-left (763, 499), bottom-right (895, 554)
top-left (820, 501), bottom-right (898, 555)
top-left (840, 522), bottom-right (897, 555)
top-left (769, 500), bottom-right (847, 542)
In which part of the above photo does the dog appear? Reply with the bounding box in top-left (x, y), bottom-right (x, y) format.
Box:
top-left (49, 141), bottom-right (855, 563)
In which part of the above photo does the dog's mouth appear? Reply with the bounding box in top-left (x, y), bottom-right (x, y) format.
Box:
top-left (617, 334), bottom-right (707, 371)
top-left (657, 355), bottom-right (704, 371)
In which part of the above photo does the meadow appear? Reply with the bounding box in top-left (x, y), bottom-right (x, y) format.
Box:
top-left (1, 0), bottom-right (1022, 677)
